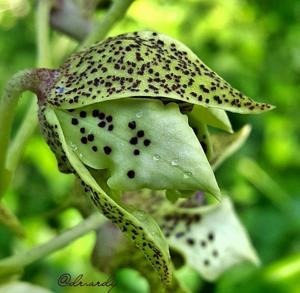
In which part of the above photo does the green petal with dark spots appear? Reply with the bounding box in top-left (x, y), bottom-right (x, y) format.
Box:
top-left (54, 98), bottom-right (220, 198)
top-left (159, 198), bottom-right (259, 281)
top-left (47, 31), bottom-right (274, 114)
top-left (43, 107), bottom-right (173, 285)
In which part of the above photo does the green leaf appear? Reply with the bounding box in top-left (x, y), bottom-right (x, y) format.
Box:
top-left (210, 124), bottom-right (252, 170)
top-left (43, 107), bottom-right (173, 285)
top-left (54, 98), bottom-right (220, 197)
top-left (188, 105), bottom-right (233, 133)
top-left (160, 198), bottom-right (259, 281)
top-left (48, 31), bottom-right (274, 114)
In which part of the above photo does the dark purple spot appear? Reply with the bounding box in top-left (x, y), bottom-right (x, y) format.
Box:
top-left (99, 112), bottom-right (105, 119)
top-left (81, 137), bottom-right (87, 144)
top-left (80, 127), bottom-right (85, 134)
top-left (127, 170), bottom-right (135, 178)
top-left (133, 149), bottom-right (140, 156)
top-left (80, 111), bottom-right (87, 118)
top-left (98, 121), bottom-right (106, 128)
top-left (71, 118), bottom-right (78, 125)
top-left (92, 146), bottom-right (97, 152)
top-left (128, 121), bottom-right (136, 130)
top-left (92, 109), bottom-right (99, 117)
top-left (108, 125), bottom-right (114, 131)
top-left (87, 134), bottom-right (94, 142)
top-left (130, 137), bottom-right (138, 145)
top-left (144, 139), bottom-right (151, 146)
top-left (103, 146), bottom-right (112, 155)
top-left (106, 115), bottom-right (113, 122)
top-left (137, 130), bottom-right (144, 137)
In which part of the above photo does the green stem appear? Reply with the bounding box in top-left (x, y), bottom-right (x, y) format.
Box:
top-left (263, 251), bottom-right (300, 282)
top-left (81, 0), bottom-right (134, 48)
top-left (0, 68), bottom-right (58, 198)
top-left (238, 157), bottom-right (290, 209)
top-left (4, 0), bottom-right (52, 187)
top-left (0, 213), bottom-right (106, 278)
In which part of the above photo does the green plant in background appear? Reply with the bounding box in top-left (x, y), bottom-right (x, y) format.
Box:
top-left (1, 0), bottom-right (299, 293)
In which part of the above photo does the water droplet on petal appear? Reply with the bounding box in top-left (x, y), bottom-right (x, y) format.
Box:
top-left (153, 154), bottom-right (160, 161)
top-left (171, 159), bottom-right (178, 166)
top-left (70, 142), bottom-right (78, 151)
top-left (134, 210), bottom-right (146, 221)
top-left (55, 87), bottom-right (65, 94)
top-left (184, 171), bottom-right (192, 179)
top-left (136, 111), bottom-right (143, 118)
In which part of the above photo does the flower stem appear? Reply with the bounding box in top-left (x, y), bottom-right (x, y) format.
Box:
top-left (0, 68), bottom-right (58, 198)
top-left (81, 0), bottom-right (134, 48)
top-left (3, 0), bottom-right (53, 190)
top-left (0, 213), bottom-right (106, 278)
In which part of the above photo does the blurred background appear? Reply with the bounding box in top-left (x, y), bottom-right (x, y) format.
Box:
top-left (0, 0), bottom-right (299, 292)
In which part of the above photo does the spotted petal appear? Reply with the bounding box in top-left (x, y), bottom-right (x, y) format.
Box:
top-left (48, 31), bottom-right (274, 114)
top-left (53, 98), bottom-right (220, 197)
top-left (160, 198), bottom-right (259, 281)
top-left (43, 106), bottom-right (173, 285)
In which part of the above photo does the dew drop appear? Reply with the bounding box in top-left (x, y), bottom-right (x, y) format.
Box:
top-left (183, 171), bottom-right (192, 179)
top-left (171, 159), bottom-right (178, 166)
top-left (70, 142), bottom-right (78, 151)
top-left (136, 111), bottom-right (143, 118)
top-left (153, 154), bottom-right (160, 161)
top-left (55, 87), bottom-right (65, 94)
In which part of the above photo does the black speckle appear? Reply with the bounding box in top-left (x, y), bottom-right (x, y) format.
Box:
top-left (87, 134), bottom-right (94, 141)
top-left (133, 149), bottom-right (140, 156)
top-left (208, 232), bottom-right (214, 241)
top-left (92, 146), bottom-right (97, 152)
top-left (92, 109), bottom-right (99, 117)
top-left (200, 240), bottom-right (206, 247)
top-left (71, 118), bottom-right (78, 125)
top-left (130, 137), bottom-right (138, 145)
top-left (144, 139), bottom-right (151, 146)
top-left (127, 170), bottom-right (135, 178)
top-left (187, 238), bottom-right (195, 245)
top-left (103, 146), bottom-right (112, 155)
top-left (81, 137), bottom-right (87, 144)
top-left (80, 127), bottom-right (85, 134)
top-left (108, 125), bottom-right (114, 131)
top-left (99, 112), bottom-right (105, 119)
top-left (212, 250), bottom-right (218, 257)
top-left (80, 111), bottom-right (87, 118)
top-left (128, 121), bottom-right (136, 130)
top-left (98, 121), bottom-right (106, 128)
top-left (137, 130), bottom-right (144, 137)
top-left (106, 115), bottom-right (113, 122)
top-left (204, 259), bottom-right (210, 266)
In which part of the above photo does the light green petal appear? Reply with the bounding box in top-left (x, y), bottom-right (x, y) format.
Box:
top-left (54, 98), bottom-right (220, 197)
top-left (189, 105), bottom-right (233, 133)
top-left (48, 31), bottom-right (274, 114)
top-left (44, 107), bottom-right (173, 285)
top-left (210, 124), bottom-right (252, 170)
top-left (160, 198), bottom-right (259, 281)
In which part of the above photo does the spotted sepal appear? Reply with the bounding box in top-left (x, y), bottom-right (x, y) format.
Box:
top-left (159, 198), bottom-right (259, 281)
top-left (48, 31), bottom-right (274, 114)
top-left (53, 98), bottom-right (220, 198)
top-left (43, 107), bottom-right (173, 285)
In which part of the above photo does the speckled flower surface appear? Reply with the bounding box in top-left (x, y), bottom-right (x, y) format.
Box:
top-left (38, 31), bottom-right (273, 286)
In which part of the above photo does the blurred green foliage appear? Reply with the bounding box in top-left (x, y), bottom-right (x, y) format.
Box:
top-left (0, 0), bottom-right (299, 292)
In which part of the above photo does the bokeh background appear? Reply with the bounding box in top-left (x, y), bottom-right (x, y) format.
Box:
top-left (0, 0), bottom-right (299, 292)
